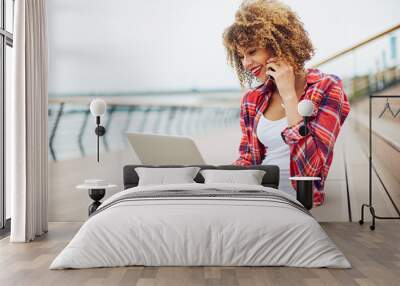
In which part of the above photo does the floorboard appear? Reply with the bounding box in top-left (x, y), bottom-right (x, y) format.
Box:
top-left (1, 222), bottom-right (400, 286)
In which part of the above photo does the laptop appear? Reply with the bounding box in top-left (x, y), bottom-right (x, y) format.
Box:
top-left (126, 132), bottom-right (207, 165)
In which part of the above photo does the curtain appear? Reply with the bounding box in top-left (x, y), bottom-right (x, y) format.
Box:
top-left (9, 0), bottom-right (48, 242)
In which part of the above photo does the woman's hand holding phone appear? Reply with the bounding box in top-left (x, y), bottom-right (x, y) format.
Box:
top-left (265, 58), bottom-right (297, 103)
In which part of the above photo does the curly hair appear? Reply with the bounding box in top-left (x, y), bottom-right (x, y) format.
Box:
top-left (223, 0), bottom-right (315, 87)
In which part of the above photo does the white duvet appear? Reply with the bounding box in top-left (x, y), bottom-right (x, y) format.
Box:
top-left (50, 183), bottom-right (351, 269)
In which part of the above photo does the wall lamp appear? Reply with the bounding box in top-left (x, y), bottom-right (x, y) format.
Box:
top-left (90, 99), bottom-right (107, 162)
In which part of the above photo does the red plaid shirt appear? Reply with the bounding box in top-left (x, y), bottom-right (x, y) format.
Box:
top-left (233, 68), bottom-right (350, 207)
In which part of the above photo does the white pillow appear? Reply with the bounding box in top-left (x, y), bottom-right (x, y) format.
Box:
top-left (200, 169), bottom-right (266, 185)
top-left (135, 167), bottom-right (201, 186)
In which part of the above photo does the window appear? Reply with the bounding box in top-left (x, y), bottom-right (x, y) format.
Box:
top-left (0, 0), bottom-right (14, 234)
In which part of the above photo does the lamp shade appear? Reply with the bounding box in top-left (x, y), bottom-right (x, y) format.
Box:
top-left (297, 99), bottom-right (314, 117)
top-left (90, 99), bottom-right (107, 116)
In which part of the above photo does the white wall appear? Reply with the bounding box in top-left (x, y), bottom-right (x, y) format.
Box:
top-left (47, 0), bottom-right (400, 94)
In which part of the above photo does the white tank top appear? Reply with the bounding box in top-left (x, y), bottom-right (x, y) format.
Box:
top-left (256, 115), bottom-right (296, 197)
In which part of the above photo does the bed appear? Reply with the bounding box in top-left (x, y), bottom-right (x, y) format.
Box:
top-left (50, 165), bottom-right (350, 269)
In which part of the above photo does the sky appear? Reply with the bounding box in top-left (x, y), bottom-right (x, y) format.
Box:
top-left (47, 0), bottom-right (400, 94)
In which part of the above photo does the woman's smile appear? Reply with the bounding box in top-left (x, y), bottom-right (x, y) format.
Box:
top-left (237, 46), bottom-right (273, 82)
top-left (250, 65), bottom-right (263, 77)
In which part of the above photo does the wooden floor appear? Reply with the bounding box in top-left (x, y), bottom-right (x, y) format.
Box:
top-left (1, 222), bottom-right (400, 286)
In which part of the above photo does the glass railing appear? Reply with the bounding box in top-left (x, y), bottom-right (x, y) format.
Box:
top-left (48, 93), bottom-right (241, 161)
top-left (312, 24), bottom-right (400, 101)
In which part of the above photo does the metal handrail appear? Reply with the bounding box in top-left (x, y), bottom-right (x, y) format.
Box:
top-left (309, 23), bottom-right (400, 101)
top-left (48, 103), bottom-right (240, 161)
top-left (48, 93), bottom-right (242, 108)
top-left (47, 89), bottom-right (244, 161)
top-left (312, 23), bottom-right (400, 68)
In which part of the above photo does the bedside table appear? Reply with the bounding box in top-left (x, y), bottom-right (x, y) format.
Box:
top-left (76, 180), bottom-right (117, 216)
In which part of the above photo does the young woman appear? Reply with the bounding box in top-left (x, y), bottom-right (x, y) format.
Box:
top-left (223, 0), bottom-right (350, 206)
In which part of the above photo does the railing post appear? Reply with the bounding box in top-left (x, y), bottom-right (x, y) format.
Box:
top-left (78, 108), bottom-right (90, 158)
top-left (152, 106), bottom-right (165, 133)
top-left (138, 106), bottom-right (152, 133)
top-left (49, 102), bottom-right (64, 161)
top-left (165, 106), bottom-right (178, 134)
top-left (103, 105), bottom-right (116, 152)
top-left (122, 106), bottom-right (137, 145)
